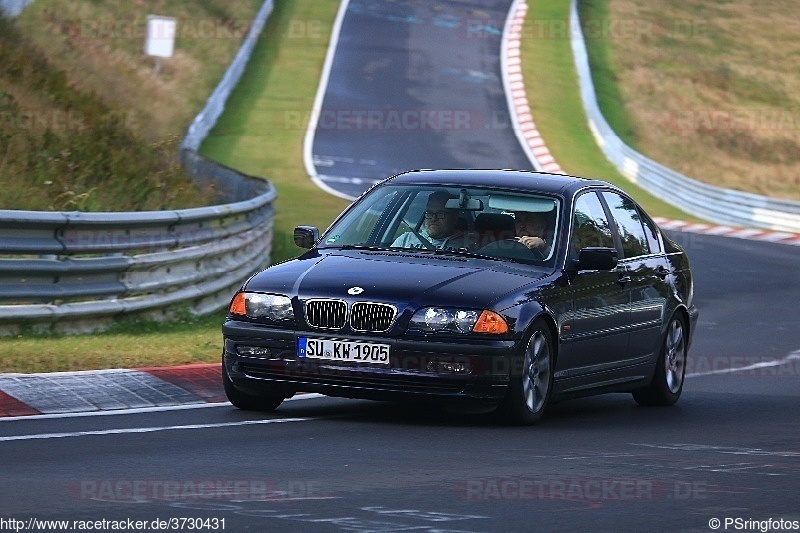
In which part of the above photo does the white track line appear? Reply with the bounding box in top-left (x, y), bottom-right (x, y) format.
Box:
top-left (0, 394), bottom-right (325, 422)
top-left (0, 417), bottom-right (317, 442)
top-left (302, 0), bottom-right (357, 201)
top-left (686, 352), bottom-right (800, 378)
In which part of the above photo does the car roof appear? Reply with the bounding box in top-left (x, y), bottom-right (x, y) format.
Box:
top-left (382, 169), bottom-right (617, 197)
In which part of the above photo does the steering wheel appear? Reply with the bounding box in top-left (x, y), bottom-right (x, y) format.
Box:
top-left (503, 239), bottom-right (546, 260)
top-left (477, 239), bottom-right (545, 261)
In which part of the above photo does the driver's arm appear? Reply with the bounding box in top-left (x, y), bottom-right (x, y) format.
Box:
top-left (516, 235), bottom-right (546, 250)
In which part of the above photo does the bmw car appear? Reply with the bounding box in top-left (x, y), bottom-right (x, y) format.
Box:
top-left (222, 169), bottom-right (698, 424)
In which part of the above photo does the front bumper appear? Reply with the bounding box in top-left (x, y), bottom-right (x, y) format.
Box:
top-left (687, 304), bottom-right (699, 349)
top-left (222, 319), bottom-right (517, 405)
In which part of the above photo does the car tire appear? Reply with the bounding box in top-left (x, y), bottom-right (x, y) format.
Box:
top-left (497, 319), bottom-right (554, 425)
top-left (222, 359), bottom-right (285, 411)
top-left (632, 313), bottom-right (687, 407)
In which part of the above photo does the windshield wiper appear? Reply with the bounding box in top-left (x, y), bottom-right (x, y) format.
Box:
top-left (331, 244), bottom-right (398, 252)
top-left (329, 244), bottom-right (506, 262)
top-left (430, 248), bottom-right (504, 261)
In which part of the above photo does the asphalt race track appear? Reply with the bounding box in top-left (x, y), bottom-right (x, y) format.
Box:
top-left (1, 230), bottom-right (798, 531)
top-left (1, 0), bottom-right (799, 531)
top-left (309, 0), bottom-right (533, 198)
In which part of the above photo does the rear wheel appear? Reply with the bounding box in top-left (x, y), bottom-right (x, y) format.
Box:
top-left (497, 320), bottom-right (553, 425)
top-left (222, 359), bottom-right (285, 411)
top-left (633, 314), bottom-right (687, 406)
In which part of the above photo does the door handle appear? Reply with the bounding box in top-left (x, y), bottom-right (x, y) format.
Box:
top-left (617, 275), bottom-right (631, 286)
top-left (656, 266), bottom-right (670, 279)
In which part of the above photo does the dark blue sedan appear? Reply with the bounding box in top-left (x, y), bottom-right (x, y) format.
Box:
top-left (222, 170), bottom-right (698, 424)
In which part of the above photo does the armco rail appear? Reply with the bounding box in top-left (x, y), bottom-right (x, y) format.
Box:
top-left (0, 1), bottom-right (276, 334)
top-left (182, 2), bottom-right (273, 150)
top-left (0, 154), bottom-right (275, 335)
top-left (569, 0), bottom-right (800, 234)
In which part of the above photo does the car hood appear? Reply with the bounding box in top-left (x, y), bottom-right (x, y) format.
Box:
top-left (244, 250), bottom-right (548, 310)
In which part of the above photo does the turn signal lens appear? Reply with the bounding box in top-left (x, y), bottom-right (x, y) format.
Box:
top-left (472, 310), bottom-right (509, 334)
top-left (229, 293), bottom-right (247, 315)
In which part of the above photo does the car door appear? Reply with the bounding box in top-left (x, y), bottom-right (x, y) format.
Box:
top-left (601, 191), bottom-right (670, 364)
top-left (558, 191), bottom-right (631, 379)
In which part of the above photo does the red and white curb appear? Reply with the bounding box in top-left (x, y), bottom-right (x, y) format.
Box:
top-left (502, 1), bottom-right (800, 247)
top-left (504, 0), bottom-right (564, 176)
top-left (0, 364), bottom-right (224, 418)
top-left (653, 218), bottom-right (800, 246)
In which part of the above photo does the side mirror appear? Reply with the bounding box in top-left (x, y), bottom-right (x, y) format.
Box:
top-left (575, 247), bottom-right (618, 271)
top-left (294, 226), bottom-right (320, 249)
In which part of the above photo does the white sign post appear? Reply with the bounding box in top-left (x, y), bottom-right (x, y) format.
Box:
top-left (145, 15), bottom-right (177, 77)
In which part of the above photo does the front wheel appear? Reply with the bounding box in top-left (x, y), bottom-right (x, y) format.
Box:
top-left (496, 320), bottom-right (554, 425)
top-left (222, 359), bottom-right (285, 411)
top-left (633, 314), bottom-right (687, 406)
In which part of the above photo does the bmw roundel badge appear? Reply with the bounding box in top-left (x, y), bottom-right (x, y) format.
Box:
top-left (347, 286), bottom-right (364, 295)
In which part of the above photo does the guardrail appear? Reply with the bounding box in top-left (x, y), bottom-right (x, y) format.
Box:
top-left (0, 0), bottom-right (277, 334)
top-left (183, 2), bottom-right (273, 150)
top-left (0, 153), bottom-right (276, 335)
top-left (569, 0), bottom-right (800, 234)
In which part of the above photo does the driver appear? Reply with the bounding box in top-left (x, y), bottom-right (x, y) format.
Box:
top-left (392, 191), bottom-right (473, 251)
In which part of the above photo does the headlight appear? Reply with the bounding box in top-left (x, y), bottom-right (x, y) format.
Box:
top-left (409, 307), bottom-right (508, 335)
top-left (229, 292), bottom-right (294, 322)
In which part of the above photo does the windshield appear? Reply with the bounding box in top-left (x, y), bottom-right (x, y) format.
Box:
top-left (319, 184), bottom-right (561, 265)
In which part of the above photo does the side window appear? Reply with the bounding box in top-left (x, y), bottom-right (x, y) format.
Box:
top-left (571, 192), bottom-right (614, 258)
top-left (639, 210), bottom-right (662, 254)
top-left (601, 192), bottom-right (649, 258)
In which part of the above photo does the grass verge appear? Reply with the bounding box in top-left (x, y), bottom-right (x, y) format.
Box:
top-left (573, 0), bottom-right (800, 199)
top-left (0, 310), bottom-right (226, 374)
top-left (1, 0), bottom-right (263, 211)
top-left (199, 0), bottom-right (349, 264)
top-left (575, 0), bottom-right (635, 145)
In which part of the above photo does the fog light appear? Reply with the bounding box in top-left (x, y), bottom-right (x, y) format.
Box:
top-left (441, 362), bottom-right (466, 373)
top-left (427, 360), bottom-right (468, 373)
top-left (236, 345), bottom-right (272, 358)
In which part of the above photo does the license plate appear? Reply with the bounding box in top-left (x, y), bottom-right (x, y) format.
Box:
top-left (298, 338), bottom-right (390, 365)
